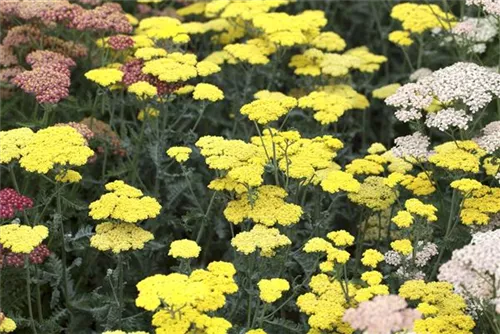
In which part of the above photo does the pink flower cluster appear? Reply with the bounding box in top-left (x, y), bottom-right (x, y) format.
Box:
top-left (387, 63), bottom-right (500, 123)
top-left (107, 34), bottom-right (135, 50)
top-left (0, 1), bottom-right (131, 34)
top-left (385, 242), bottom-right (439, 281)
top-left (466, 0), bottom-right (500, 15)
top-left (438, 229), bottom-right (500, 309)
top-left (1, 244), bottom-right (51, 268)
top-left (12, 50), bottom-right (75, 104)
top-left (55, 122), bottom-right (95, 142)
top-left (343, 295), bottom-right (421, 334)
top-left (0, 188), bottom-right (33, 219)
top-left (121, 59), bottom-right (183, 96)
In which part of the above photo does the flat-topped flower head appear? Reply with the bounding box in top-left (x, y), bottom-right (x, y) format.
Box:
top-left (167, 146), bottom-right (192, 163)
top-left (231, 224), bottom-right (291, 257)
top-left (193, 83), bottom-right (224, 102)
top-left (90, 222), bottom-right (154, 253)
top-left (168, 239), bottom-right (201, 259)
top-left (0, 223), bottom-right (48, 253)
top-left (362, 249), bottom-right (384, 268)
top-left (258, 278), bottom-right (290, 303)
top-left (85, 68), bottom-right (124, 87)
top-left (224, 185), bottom-right (302, 226)
top-left (0, 128), bottom-right (34, 164)
top-left (89, 181), bottom-right (161, 223)
top-left (19, 125), bottom-right (94, 174)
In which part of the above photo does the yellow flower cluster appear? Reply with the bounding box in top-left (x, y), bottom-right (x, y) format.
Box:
top-left (391, 239), bottom-right (413, 255)
top-left (134, 47), bottom-right (167, 60)
top-left (135, 16), bottom-right (189, 43)
top-left (241, 90), bottom-right (297, 125)
top-left (297, 274), bottom-right (356, 332)
top-left (429, 141), bottom-right (486, 173)
top-left (193, 83), bottom-right (224, 102)
top-left (136, 261), bottom-right (237, 334)
top-left (388, 30), bottom-right (414, 47)
top-left (361, 249), bottom-right (384, 268)
top-left (0, 315), bottom-right (16, 333)
top-left (460, 185), bottom-right (500, 225)
top-left (231, 224), bottom-right (291, 257)
top-left (400, 172), bottom-right (436, 196)
top-left (128, 81), bottom-right (157, 98)
top-left (321, 170), bottom-right (361, 194)
top-left (390, 3), bottom-right (456, 34)
top-left (0, 127), bottom-right (34, 164)
top-left (392, 210), bottom-right (414, 228)
top-left (405, 198), bottom-right (438, 222)
top-left (19, 125), bottom-right (93, 175)
top-left (399, 280), bottom-right (474, 334)
top-left (85, 68), bottom-right (124, 87)
top-left (168, 239), bottom-right (201, 259)
top-left (258, 278), bottom-right (290, 303)
top-left (304, 230), bottom-right (353, 272)
top-left (298, 91), bottom-right (356, 125)
top-left (55, 170), bottom-right (82, 183)
top-left (348, 176), bottom-right (397, 211)
top-left (102, 331), bottom-right (148, 334)
top-left (90, 222), bottom-right (154, 253)
top-left (142, 53), bottom-right (220, 83)
top-left (0, 223), bottom-right (48, 253)
top-left (89, 180), bottom-right (161, 223)
top-left (289, 46), bottom-right (387, 78)
top-left (450, 178), bottom-right (483, 193)
top-left (224, 185), bottom-right (302, 226)
top-left (167, 146), bottom-right (192, 163)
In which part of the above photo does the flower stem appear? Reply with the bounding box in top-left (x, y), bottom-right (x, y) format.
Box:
top-left (25, 257), bottom-right (38, 334)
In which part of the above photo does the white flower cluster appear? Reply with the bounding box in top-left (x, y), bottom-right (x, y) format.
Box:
top-left (474, 121), bottom-right (500, 153)
top-left (466, 0), bottom-right (500, 15)
top-left (387, 63), bottom-right (500, 123)
top-left (438, 229), bottom-right (500, 309)
top-left (425, 108), bottom-right (473, 131)
top-left (385, 242), bottom-right (438, 282)
top-left (385, 83), bottom-right (433, 122)
top-left (450, 16), bottom-right (497, 54)
top-left (392, 132), bottom-right (431, 161)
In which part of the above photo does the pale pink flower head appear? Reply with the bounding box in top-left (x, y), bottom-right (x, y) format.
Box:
top-left (391, 132), bottom-right (431, 161)
top-left (343, 295), bottom-right (421, 334)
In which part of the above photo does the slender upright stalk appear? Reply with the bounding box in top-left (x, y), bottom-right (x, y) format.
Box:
top-left (25, 257), bottom-right (38, 334)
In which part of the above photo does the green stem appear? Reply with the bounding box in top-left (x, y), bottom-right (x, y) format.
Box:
top-left (117, 254), bottom-right (125, 324)
top-left (196, 192), bottom-right (217, 243)
top-left (35, 266), bottom-right (43, 322)
top-left (191, 104), bottom-right (207, 131)
top-left (25, 257), bottom-right (38, 334)
top-left (56, 186), bottom-right (71, 312)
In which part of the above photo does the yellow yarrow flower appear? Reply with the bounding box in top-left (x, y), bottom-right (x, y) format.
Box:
top-left (167, 146), bottom-right (192, 163)
top-left (258, 278), bottom-right (290, 303)
top-left (372, 83), bottom-right (401, 99)
top-left (388, 30), bottom-right (413, 46)
top-left (367, 142), bottom-right (387, 154)
top-left (19, 126), bottom-right (94, 174)
top-left (128, 81), bottom-right (157, 98)
top-left (134, 47), bottom-right (167, 60)
top-left (405, 198), bottom-right (438, 222)
top-left (361, 249), bottom-right (384, 268)
top-left (169, 239), bottom-right (201, 259)
top-left (55, 170), bottom-right (82, 183)
top-left (231, 224), bottom-right (291, 257)
top-left (223, 43), bottom-right (270, 65)
top-left (348, 176), bottom-right (397, 211)
top-left (0, 224), bottom-right (48, 253)
top-left (309, 31), bottom-right (346, 52)
top-left (224, 185), bottom-right (302, 226)
top-left (392, 210), bottom-right (414, 228)
top-left (193, 83), bottom-right (224, 102)
top-left (450, 178), bottom-right (483, 193)
top-left (326, 230), bottom-right (355, 247)
top-left (391, 3), bottom-right (456, 34)
top-left (196, 61), bottom-right (221, 77)
top-left (90, 222), bottom-right (154, 253)
top-left (361, 270), bottom-right (383, 286)
top-left (321, 170), bottom-right (361, 194)
top-left (0, 315), bottom-right (16, 333)
top-left (0, 127), bottom-right (34, 164)
top-left (89, 181), bottom-right (161, 223)
top-left (246, 330), bottom-right (266, 334)
top-left (429, 140), bottom-right (486, 173)
top-left (391, 239), bottom-right (413, 255)
top-left (85, 68), bottom-right (123, 87)
top-left (175, 85), bottom-right (195, 95)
